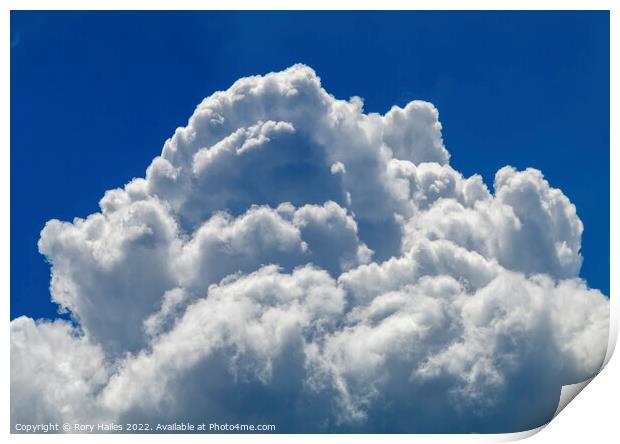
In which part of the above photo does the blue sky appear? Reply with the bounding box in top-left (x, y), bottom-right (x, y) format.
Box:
top-left (11, 10), bottom-right (609, 321)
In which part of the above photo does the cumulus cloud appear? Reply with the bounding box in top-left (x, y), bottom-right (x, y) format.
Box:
top-left (11, 317), bottom-right (109, 425)
top-left (12, 64), bottom-right (608, 433)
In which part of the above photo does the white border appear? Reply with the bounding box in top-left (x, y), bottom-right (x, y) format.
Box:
top-left (1, 2), bottom-right (617, 443)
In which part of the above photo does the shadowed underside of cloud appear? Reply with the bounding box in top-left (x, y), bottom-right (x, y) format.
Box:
top-left (11, 64), bottom-right (608, 433)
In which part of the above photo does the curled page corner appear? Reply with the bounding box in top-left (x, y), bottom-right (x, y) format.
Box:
top-left (553, 376), bottom-right (595, 420)
top-left (550, 327), bottom-right (614, 422)
top-left (538, 314), bottom-right (617, 433)
top-left (501, 376), bottom-right (598, 443)
top-left (500, 425), bottom-right (546, 442)
top-left (550, 314), bottom-right (616, 421)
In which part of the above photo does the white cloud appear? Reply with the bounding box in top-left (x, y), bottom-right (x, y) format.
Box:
top-left (10, 317), bottom-right (110, 425)
top-left (403, 166), bottom-right (583, 279)
top-left (37, 197), bottom-right (181, 353)
top-left (382, 101), bottom-right (450, 165)
top-left (12, 64), bottom-right (608, 433)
